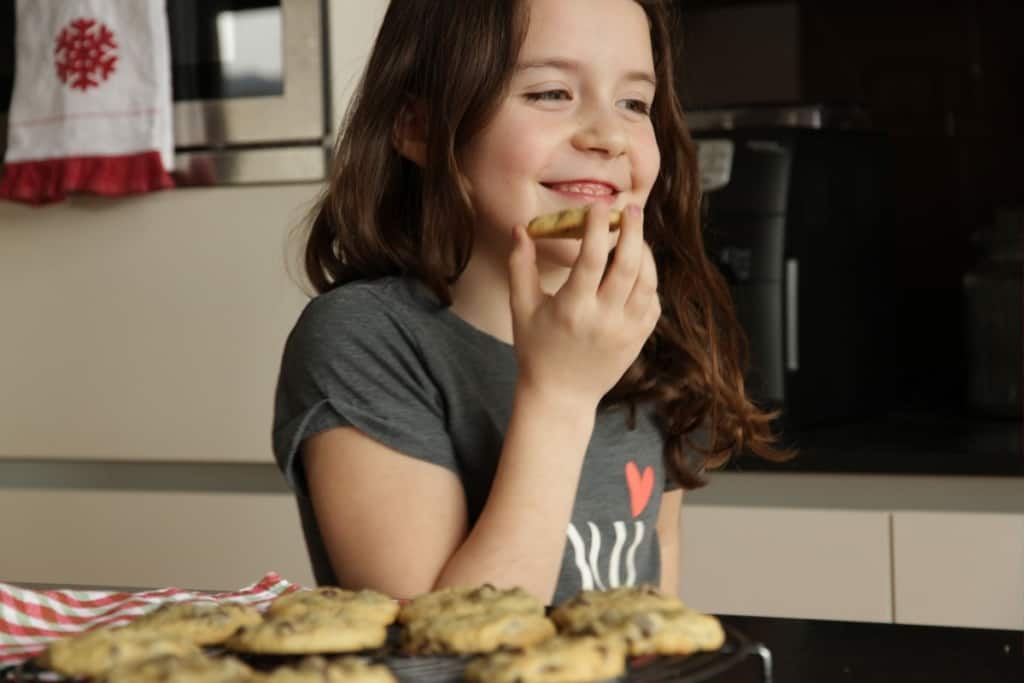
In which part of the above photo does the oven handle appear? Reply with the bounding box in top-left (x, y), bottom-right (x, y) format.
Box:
top-left (786, 258), bottom-right (799, 372)
top-left (172, 146), bottom-right (327, 187)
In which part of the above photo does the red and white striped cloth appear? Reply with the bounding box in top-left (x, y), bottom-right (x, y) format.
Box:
top-left (0, 572), bottom-right (302, 668)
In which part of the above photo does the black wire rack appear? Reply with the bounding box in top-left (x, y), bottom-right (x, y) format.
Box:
top-left (1, 625), bottom-right (771, 683)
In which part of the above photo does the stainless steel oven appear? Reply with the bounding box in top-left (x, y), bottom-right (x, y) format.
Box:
top-left (0, 0), bottom-right (328, 186)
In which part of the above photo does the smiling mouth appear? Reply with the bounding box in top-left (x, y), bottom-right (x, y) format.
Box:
top-left (541, 182), bottom-right (620, 203)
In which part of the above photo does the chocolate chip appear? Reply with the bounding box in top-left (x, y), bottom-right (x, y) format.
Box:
top-left (634, 614), bottom-right (656, 637)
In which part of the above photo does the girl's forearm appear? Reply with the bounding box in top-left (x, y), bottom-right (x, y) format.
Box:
top-left (433, 382), bottom-right (597, 602)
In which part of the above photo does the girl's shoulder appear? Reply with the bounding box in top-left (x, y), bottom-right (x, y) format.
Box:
top-left (288, 276), bottom-right (445, 352)
top-left (300, 276), bottom-right (436, 326)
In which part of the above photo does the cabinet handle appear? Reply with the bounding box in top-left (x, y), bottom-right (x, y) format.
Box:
top-left (786, 258), bottom-right (799, 372)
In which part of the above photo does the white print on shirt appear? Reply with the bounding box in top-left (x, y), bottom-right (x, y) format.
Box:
top-left (567, 519), bottom-right (646, 590)
top-left (565, 460), bottom-right (654, 590)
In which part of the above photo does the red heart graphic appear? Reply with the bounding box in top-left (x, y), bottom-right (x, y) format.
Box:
top-left (625, 461), bottom-right (654, 518)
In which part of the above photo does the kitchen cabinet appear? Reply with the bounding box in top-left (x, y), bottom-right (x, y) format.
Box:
top-left (892, 511), bottom-right (1024, 630)
top-left (0, 489), bottom-right (315, 590)
top-left (2, 472), bottom-right (1021, 632)
top-left (678, 473), bottom-right (1024, 630)
top-left (0, 185), bottom-right (313, 465)
top-left (679, 506), bottom-right (892, 622)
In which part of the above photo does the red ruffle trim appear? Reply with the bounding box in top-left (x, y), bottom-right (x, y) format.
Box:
top-left (0, 151), bottom-right (175, 205)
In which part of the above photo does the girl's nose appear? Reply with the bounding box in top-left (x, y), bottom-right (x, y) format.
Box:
top-left (571, 107), bottom-right (628, 158)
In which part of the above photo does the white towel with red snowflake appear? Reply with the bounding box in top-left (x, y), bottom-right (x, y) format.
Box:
top-left (0, 0), bottom-right (174, 205)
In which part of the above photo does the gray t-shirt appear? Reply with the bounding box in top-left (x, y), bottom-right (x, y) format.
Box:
top-left (273, 276), bottom-right (679, 604)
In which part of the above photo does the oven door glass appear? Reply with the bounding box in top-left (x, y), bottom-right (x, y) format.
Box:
top-left (167, 0), bottom-right (323, 148)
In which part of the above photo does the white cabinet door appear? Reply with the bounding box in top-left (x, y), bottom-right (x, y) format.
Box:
top-left (0, 185), bottom-right (314, 465)
top-left (0, 490), bottom-right (316, 591)
top-left (892, 512), bottom-right (1024, 630)
top-left (679, 506), bottom-right (892, 622)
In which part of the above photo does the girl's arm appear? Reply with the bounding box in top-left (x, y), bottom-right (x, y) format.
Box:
top-left (303, 387), bottom-right (596, 602)
top-left (303, 426), bottom-right (470, 599)
top-left (431, 383), bottom-right (597, 599)
top-left (657, 488), bottom-right (683, 596)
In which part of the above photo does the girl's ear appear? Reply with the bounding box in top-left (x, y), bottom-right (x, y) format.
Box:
top-left (392, 97), bottom-right (428, 167)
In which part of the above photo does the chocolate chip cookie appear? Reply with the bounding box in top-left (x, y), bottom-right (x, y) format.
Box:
top-left (38, 625), bottom-right (200, 678)
top-left (224, 613), bottom-right (388, 655)
top-left (100, 652), bottom-right (254, 683)
top-left (400, 610), bottom-right (556, 655)
top-left (254, 655), bottom-right (396, 683)
top-left (463, 635), bottom-right (626, 683)
top-left (123, 601), bottom-right (264, 645)
top-left (266, 587), bottom-right (398, 625)
top-left (397, 584), bottom-right (544, 625)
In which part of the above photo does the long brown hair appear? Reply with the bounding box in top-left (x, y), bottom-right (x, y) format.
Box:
top-left (303, 0), bottom-right (794, 488)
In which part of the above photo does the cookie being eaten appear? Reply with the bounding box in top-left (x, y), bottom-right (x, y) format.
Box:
top-left (526, 207), bottom-right (623, 239)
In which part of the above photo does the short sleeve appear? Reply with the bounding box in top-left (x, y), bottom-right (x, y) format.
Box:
top-left (272, 285), bottom-right (456, 497)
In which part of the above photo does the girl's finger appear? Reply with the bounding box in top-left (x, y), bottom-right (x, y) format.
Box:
top-left (508, 224), bottom-right (543, 322)
top-left (624, 242), bottom-right (659, 321)
top-left (563, 203), bottom-right (614, 299)
top-left (598, 204), bottom-right (643, 309)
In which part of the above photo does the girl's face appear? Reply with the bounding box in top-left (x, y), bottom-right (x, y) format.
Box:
top-left (460, 0), bottom-right (661, 271)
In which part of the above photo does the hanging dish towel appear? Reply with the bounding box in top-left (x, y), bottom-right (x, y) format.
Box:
top-left (0, 0), bottom-right (174, 205)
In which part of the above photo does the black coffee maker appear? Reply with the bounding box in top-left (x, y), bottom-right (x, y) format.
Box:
top-left (691, 105), bottom-right (893, 434)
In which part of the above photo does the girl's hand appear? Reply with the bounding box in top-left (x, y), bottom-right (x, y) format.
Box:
top-left (508, 203), bottom-right (661, 411)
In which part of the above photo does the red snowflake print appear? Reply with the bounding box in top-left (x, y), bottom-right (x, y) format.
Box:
top-left (54, 18), bottom-right (118, 92)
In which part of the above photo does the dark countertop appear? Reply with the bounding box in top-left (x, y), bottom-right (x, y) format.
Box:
top-left (718, 615), bottom-right (1023, 683)
top-left (724, 412), bottom-right (1023, 477)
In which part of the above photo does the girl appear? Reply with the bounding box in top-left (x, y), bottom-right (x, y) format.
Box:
top-left (273, 0), bottom-right (789, 605)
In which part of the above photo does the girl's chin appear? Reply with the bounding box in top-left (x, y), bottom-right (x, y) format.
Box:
top-left (533, 239), bottom-right (583, 270)
top-left (533, 232), bottom-right (619, 270)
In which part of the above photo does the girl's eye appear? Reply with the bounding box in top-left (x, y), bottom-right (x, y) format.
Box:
top-left (621, 99), bottom-right (652, 116)
top-left (524, 90), bottom-right (571, 102)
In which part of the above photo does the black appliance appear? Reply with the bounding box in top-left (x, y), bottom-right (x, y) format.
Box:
top-left (691, 105), bottom-right (893, 435)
